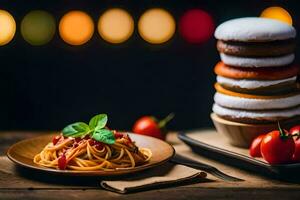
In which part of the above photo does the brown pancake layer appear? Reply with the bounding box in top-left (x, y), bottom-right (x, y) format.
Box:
top-left (217, 39), bottom-right (296, 57)
top-left (214, 61), bottom-right (299, 80)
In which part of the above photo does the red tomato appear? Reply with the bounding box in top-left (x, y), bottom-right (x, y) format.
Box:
top-left (249, 135), bottom-right (265, 157)
top-left (114, 132), bottom-right (124, 139)
top-left (289, 125), bottom-right (300, 162)
top-left (94, 141), bottom-right (104, 150)
top-left (292, 139), bottom-right (300, 162)
top-left (58, 154), bottom-right (67, 170)
top-left (290, 125), bottom-right (300, 136)
top-left (52, 135), bottom-right (61, 145)
top-left (133, 116), bottom-right (164, 140)
top-left (260, 130), bottom-right (295, 165)
top-left (132, 114), bottom-right (174, 140)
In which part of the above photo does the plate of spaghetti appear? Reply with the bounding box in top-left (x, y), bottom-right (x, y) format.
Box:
top-left (7, 114), bottom-right (174, 176)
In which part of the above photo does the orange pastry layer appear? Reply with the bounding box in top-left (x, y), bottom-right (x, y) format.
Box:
top-left (214, 61), bottom-right (299, 80)
top-left (214, 83), bottom-right (300, 99)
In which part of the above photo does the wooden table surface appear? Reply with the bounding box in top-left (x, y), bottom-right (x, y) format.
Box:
top-left (1, 131), bottom-right (300, 200)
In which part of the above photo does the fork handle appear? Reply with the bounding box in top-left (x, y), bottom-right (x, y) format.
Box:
top-left (171, 155), bottom-right (243, 182)
top-left (172, 157), bottom-right (212, 171)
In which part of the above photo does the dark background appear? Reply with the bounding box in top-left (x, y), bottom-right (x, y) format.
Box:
top-left (0, 0), bottom-right (299, 131)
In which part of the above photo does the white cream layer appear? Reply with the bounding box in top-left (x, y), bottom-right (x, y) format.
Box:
top-left (214, 17), bottom-right (296, 42)
top-left (214, 92), bottom-right (300, 110)
top-left (220, 53), bottom-right (294, 67)
top-left (216, 76), bottom-right (297, 89)
top-left (213, 103), bottom-right (300, 119)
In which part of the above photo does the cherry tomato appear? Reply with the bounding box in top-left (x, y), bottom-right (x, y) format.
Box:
top-left (133, 116), bottom-right (163, 139)
top-left (114, 132), bottom-right (124, 139)
top-left (88, 139), bottom-right (95, 146)
top-left (249, 135), bottom-right (265, 157)
top-left (292, 139), bottom-right (300, 162)
top-left (260, 130), bottom-right (295, 165)
top-left (94, 141), bottom-right (104, 150)
top-left (52, 135), bottom-right (61, 145)
top-left (58, 154), bottom-right (67, 170)
top-left (290, 125), bottom-right (300, 136)
top-left (75, 137), bottom-right (82, 143)
top-left (132, 113), bottom-right (174, 140)
top-left (289, 125), bottom-right (300, 162)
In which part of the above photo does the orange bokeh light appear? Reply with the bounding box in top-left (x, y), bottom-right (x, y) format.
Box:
top-left (59, 11), bottom-right (94, 45)
top-left (98, 8), bottom-right (134, 44)
top-left (260, 7), bottom-right (292, 25)
top-left (138, 8), bottom-right (175, 44)
top-left (0, 10), bottom-right (16, 46)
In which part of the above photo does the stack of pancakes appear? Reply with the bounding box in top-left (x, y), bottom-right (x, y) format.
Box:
top-left (212, 17), bottom-right (300, 124)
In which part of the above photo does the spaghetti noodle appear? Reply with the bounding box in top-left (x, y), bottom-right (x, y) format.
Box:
top-left (33, 132), bottom-right (152, 171)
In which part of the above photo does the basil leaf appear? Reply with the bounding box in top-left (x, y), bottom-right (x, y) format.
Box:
top-left (89, 114), bottom-right (108, 130)
top-left (92, 128), bottom-right (115, 144)
top-left (62, 122), bottom-right (90, 138)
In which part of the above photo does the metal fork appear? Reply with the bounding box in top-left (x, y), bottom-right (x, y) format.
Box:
top-left (170, 154), bottom-right (244, 182)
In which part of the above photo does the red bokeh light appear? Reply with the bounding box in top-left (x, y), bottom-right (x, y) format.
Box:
top-left (179, 9), bottom-right (215, 44)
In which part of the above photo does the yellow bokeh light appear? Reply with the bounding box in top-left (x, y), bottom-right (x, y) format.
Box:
top-left (138, 8), bottom-right (175, 44)
top-left (0, 10), bottom-right (16, 46)
top-left (98, 8), bottom-right (134, 44)
top-left (59, 11), bottom-right (94, 45)
top-left (260, 6), bottom-right (292, 25)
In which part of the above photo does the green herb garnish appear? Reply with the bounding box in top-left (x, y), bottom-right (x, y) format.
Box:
top-left (62, 114), bottom-right (115, 144)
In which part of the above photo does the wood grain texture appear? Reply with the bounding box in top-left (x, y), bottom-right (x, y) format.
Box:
top-left (1, 188), bottom-right (300, 200)
top-left (1, 131), bottom-right (300, 199)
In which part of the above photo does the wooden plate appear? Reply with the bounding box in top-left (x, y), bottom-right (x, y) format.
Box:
top-left (211, 113), bottom-right (300, 148)
top-left (179, 129), bottom-right (300, 179)
top-left (7, 133), bottom-right (175, 176)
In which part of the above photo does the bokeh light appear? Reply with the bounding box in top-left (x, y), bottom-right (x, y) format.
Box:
top-left (59, 11), bottom-right (94, 45)
top-left (0, 10), bottom-right (16, 46)
top-left (98, 8), bottom-right (134, 44)
top-left (138, 8), bottom-right (175, 44)
top-left (179, 9), bottom-right (215, 44)
top-left (260, 6), bottom-right (292, 25)
top-left (21, 10), bottom-right (56, 46)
